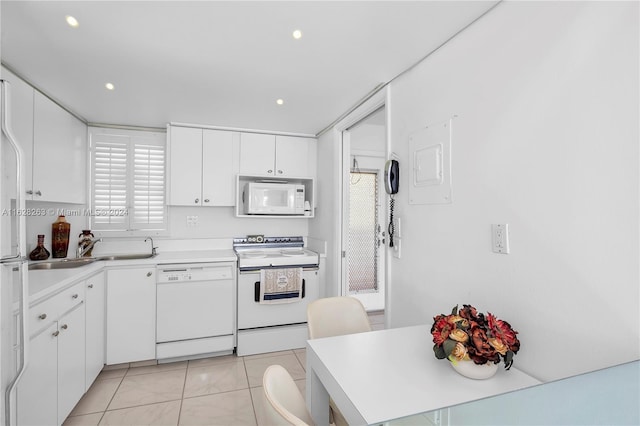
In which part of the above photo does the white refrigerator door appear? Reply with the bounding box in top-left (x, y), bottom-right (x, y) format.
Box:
top-left (1, 78), bottom-right (29, 426)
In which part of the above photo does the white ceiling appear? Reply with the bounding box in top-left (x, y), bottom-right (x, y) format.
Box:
top-left (1, 1), bottom-right (497, 135)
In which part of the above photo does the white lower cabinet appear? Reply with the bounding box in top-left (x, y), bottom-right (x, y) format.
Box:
top-left (16, 282), bottom-right (86, 426)
top-left (84, 271), bottom-right (106, 389)
top-left (56, 303), bottom-right (86, 424)
top-left (16, 323), bottom-right (58, 426)
top-left (106, 267), bottom-right (156, 365)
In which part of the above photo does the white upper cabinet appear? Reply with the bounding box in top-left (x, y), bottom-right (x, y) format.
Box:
top-left (202, 129), bottom-right (239, 206)
top-left (1, 67), bottom-right (87, 204)
top-left (239, 133), bottom-right (276, 176)
top-left (32, 91), bottom-right (87, 204)
top-left (239, 133), bottom-right (317, 178)
top-left (275, 135), bottom-right (315, 178)
top-left (169, 126), bottom-right (202, 205)
top-left (168, 125), bottom-right (239, 206)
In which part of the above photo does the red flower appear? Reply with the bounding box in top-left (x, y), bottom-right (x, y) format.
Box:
top-left (431, 315), bottom-right (453, 346)
top-left (487, 313), bottom-right (520, 353)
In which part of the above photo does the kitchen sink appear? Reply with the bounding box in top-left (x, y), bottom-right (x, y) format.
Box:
top-left (28, 258), bottom-right (97, 270)
top-left (28, 253), bottom-right (157, 270)
top-left (94, 253), bottom-right (157, 261)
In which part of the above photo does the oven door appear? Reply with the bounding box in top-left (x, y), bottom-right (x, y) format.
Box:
top-left (237, 267), bottom-right (319, 329)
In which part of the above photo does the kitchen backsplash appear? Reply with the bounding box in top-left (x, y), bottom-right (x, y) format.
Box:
top-left (24, 202), bottom-right (310, 257)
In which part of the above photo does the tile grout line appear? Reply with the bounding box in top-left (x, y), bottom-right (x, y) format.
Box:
top-left (176, 362), bottom-right (190, 426)
top-left (241, 356), bottom-right (261, 425)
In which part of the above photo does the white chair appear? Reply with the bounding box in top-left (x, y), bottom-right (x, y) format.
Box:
top-left (307, 297), bottom-right (372, 425)
top-left (307, 296), bottom-right (372, 339)
top-left (263, 364), bottom-right (315, 426)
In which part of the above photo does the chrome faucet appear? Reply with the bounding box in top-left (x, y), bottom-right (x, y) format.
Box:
top-left (77, 238), bottom-right (102, 258)
top-left (144, 237), bottom-right (158, 256)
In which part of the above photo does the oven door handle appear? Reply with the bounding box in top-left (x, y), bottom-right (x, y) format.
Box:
top-left (239, 266), bottom-right (319, 274)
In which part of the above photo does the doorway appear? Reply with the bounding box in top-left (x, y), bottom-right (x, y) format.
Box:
top-left (341, 107), bottom-right (386, 311)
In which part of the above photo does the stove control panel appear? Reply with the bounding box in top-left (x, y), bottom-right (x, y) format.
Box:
top-left (233, 235), bottom-right (306, 249)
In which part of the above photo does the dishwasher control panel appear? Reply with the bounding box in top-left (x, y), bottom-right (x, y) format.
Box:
top-left (156, 263), bottom-right (233, 283)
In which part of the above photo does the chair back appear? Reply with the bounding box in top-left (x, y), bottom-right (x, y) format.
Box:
top-left (307, 296), bottom-right (371, 339)
top-left (263, 365), bottom-right (315, 426)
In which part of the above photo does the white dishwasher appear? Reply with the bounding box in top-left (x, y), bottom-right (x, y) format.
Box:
top-left (156, 262), bottom-right (236, 361)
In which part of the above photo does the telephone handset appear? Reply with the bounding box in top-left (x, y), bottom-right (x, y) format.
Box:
top-left (384, 160), bottom-right (399, 247)
top-left (384, 159), bottom-right (399, 194)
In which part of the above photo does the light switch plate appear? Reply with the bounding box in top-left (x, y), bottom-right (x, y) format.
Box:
top-left (492, 224), bottom-right (510, 254)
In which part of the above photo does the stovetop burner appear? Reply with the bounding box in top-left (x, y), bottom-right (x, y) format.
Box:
top-left (233, 236), bottom-right (318, 270)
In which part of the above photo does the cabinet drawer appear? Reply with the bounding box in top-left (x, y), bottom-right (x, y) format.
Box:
top-left (29, 283), bottom-right (84, 336)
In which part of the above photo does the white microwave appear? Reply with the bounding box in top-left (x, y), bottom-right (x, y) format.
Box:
top-left (243, 182), bottom-right (305, 215)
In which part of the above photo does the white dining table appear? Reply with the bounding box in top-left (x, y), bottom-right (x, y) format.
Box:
top-left (305, 325), bottom-right (542, 425)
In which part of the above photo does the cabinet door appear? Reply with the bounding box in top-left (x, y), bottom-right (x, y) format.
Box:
top-left (239, 133), bottom-right (275, 176)
top-left (202, 130), bottom-right (238, 206)
top-left (85, 271), bottom-right (106, 388)
top-left (16, 324), bottom-right (58, 426)
top-left (32, 91), bottom-right (87, 203)
top-left (57, 303), bottom-right (86, 425)
top-left (1, 67), bottom-right (34, 199)
top-left (106, 267), bottom-right (156, 365)
top-left (275, 136), bottom-right (310, 177)
top-left (169, 126), bottom-right (203, 206)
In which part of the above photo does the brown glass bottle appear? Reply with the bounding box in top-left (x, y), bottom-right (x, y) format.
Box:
top-left (29, 234), bottom-right (51, 260)
top-left (51, 215), bottom-right (71, 258)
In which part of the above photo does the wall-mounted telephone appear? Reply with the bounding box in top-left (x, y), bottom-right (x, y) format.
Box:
top-left (384, 159), bottom-right (399, 194)
top-left (384, 159), bottom-right (399, 247)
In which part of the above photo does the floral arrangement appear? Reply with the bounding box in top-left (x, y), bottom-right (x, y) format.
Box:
top-left (431, 304), bottom-right (520, 369)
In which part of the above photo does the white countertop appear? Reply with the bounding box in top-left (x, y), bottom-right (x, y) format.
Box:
top-left (25, 249), bottom-right (237, 305)
top-left (306, 325), bottom-right (542, 425)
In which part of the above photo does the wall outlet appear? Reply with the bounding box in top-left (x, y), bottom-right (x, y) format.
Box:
top-left (186, 215), bottom-right (199, 227)
top-left (492, 224), bottom-right (510, 254)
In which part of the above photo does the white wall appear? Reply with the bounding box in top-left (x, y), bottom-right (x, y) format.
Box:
top-left (309, 130), bottom-right (341, 297)
top-left (168, 206), bottom-right (308, 240)
top-left (386, 1), bottom-right (638, 381)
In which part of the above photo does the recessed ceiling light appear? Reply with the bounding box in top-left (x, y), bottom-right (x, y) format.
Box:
top-left (105, 83), bottom-right (115, 91)
top-left (276, 99), bottom-right (284, 106)
top-left (292, 30), bottom-right (303, 40)
top-left (65, 15), bottom-right (79, 28)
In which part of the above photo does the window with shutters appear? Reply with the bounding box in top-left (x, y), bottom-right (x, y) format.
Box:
top-left (90, 127), bottom-right (167, 235)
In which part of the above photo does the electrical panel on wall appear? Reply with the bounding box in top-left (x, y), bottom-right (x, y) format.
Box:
top-left (408, 117), bottom-right (454, 205)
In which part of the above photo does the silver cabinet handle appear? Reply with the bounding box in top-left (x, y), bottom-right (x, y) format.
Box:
top-left (195, 198), bottom-right (199, 204)
top-left (267, 169), bottom-right (273, 174)
top-left (26, 190), bottom-right (33, 195)
top-left (146, 272), bottom-right (152, 277)
top-left (204, 199), bottom-right (210, 203)
top-left (72, 294), bottom-right (79, 299)
top-left (88, 284), bottom-right (94, 288)
top-left (61, 324), bottom-right (68, 330)
top-left (52, 330), bottom-right (59, 337)
top-left (39, 313), bottom-right (47, 320)
top-left (277, 170), bottom-right (283, 174)
top-left (35, 190), bottom-right (42, 196)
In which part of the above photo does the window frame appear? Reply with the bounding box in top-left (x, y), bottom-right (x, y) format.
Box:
top-left (89, 126), bottom-right (169, 237)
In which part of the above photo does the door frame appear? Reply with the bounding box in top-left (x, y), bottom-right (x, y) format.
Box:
top-left (333, 87), bottom-right (389, 312)
top-left (341, 151), bottom-right (386, 310)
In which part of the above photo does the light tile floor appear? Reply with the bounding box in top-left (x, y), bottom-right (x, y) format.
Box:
top-left (63, 349), bottom-right (307, 426)
top-left (64, 312), bottom-right (385, 426)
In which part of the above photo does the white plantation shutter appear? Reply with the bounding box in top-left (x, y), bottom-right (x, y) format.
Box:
top-left (90, 128), bottom-right (166, 232)
top-left (133, 142), bottom-right (165, 229)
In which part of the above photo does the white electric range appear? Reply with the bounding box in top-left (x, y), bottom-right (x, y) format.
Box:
top-left (233, 236), bottom-right (320, 356)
